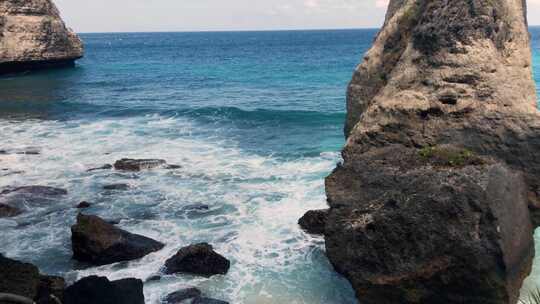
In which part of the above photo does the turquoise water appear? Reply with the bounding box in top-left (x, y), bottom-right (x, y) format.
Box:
top-left (0, 28), bottom-right (539, 303)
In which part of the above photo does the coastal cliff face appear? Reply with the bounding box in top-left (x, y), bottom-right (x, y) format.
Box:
top-left (324, 0), bottom-right (540, 303)
top-left (0, 0), bottom-right (83, 73)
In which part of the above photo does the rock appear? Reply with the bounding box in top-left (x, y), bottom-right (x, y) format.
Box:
top-left (193, 298), bottom-right (229, 304)
top-left (0, 254), bottom-right (65, 304)
top-left (163, 287), bottom-right (201, 303)
top-left (0, 0), bottom-right (83, 74)
top-left (165, 164), bottom-right (182, 170)
top-left (324, 0), bottom-right (540, 303)
top-left (1, 186), bottom-right (67, 196)
top-left (0, 186), bottom-right (68, 218)
top-left (87, 164), bottom-right (113, 172)
top-left (145, 275), bottom-right (161, 282)
top-left (164, 243), bottom-right (230, 277)
top-left (75, 201), bottom-right (91, 209)
top-left (103, 184), bottom-right (130, 191)
top-left (298, 209), bottom-right (328, 235)
top-left (0, 203), bottom-right (22, 218)
top-left (36, 275), bottom-right (65, 304)
top-left (114, 158), bottom-right (166, 171)
top-left (71, 213), bottom-right (165, 265)
top-left (63, 276), bottom-right (144, 304)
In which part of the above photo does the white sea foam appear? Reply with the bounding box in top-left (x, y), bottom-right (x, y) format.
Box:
top-left (0, 115), bottom-right (356, 304)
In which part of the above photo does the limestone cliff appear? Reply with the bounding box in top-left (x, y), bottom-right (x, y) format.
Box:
top-left (321, 0), bottom-right (540, 303)
top-left (0, 0), bottom-right (83, 74)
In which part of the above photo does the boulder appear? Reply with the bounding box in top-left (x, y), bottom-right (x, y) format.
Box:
top-left (323, 0), bottom-right (540, 303)
top-left (63, 276), bottom-right (144, 304)
top-left (164, 243), bottom-right (230, 277)
top-left (0, 254), bottom-right (65, 304)
top-left (298, 209), bottom-right (328, 235)
top-left (71, 213), bottom-right (164, 265)
top-left (114, 158), bottom-right (166, 171)
top-left (0, 0), bottom-right (83, 74)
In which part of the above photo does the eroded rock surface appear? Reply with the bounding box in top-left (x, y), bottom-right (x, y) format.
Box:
top-left (0, 0), bottom-right (83, 74)
top-left (322, 0), bottom-right (540, 303)
top-left (71, 213), bottom-right (164, 265)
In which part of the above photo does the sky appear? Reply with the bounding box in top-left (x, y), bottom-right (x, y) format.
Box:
top-left (54, 0), bottom-right (540, 33)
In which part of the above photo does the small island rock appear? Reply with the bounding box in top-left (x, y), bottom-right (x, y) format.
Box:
top-left (164, 243), bottom-right (230, 277)
top-left (71, 213), bottom-right (164, 265)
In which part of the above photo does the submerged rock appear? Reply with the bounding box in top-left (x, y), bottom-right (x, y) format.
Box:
top-left (0, 186), bottom-right (68, 218)
top-left (298, 209), bottom-right (328, 235)
top-left (0, 254), bottom-right (65, 304)
top-left (103, 183), bottom-right (130, 191)
top-left (0, 203), bottom-right (22, 218)
top-left (114, 158), bottom-right (167, 171)
top-left (163, 287), bottom-right (201, 303)
top-left (323, 0), bottom-right (540, 303)
top-left (164, 243), bottom-right (230, 277)
top-left (75, 201), bottom-right (91, 209)
top-left (71, 213), bottom-right (164, 265)
top-left (87, 164), bottom-right (113, 172)
top-left (64, 276), bottom-right (144, 304)
top-left (193, 298), bottom-right (229, 304)
top-left (0, 0), bottom-right (83, 74)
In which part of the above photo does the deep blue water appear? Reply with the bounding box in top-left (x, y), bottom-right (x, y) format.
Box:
top-left (0, 28), bottom-right (539, 303)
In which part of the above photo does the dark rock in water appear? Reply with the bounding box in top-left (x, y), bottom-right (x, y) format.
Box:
top-left (0, 203), bottom-right (22, 218)
top-left (63, 276), bottom-right (144, 304)
top-left (165, 164), bottom-right (182, 170)
top-left (163, 287), bottom-right (201, 303)
top-left (87, 164), bottom-right (113, 172)
top-left (0, 254), bottom-right (65, 304)
top-left (76, 201), bottom-right (91, 209)
top-left (164, 243), bottom-right (230, 277)
top-left (103, 184), bottom-right (130, 191)
top-left (71, 213), bottom-right (165, 265)
top-left (1, 186), bottom-right (67, 196)
top-left (298, 209), bottom-right (328, 235)
top-left (0, 186), bottom-right (68, 218)
top-left (0, 254), bottom-right (41, 300)
top-left (114, 158), bottom-right (166, 171)
top-left (0, 0), bottom-right (83, 75)
top-left (145, 275), bottom-right (161, 282)
top-left (193, 298), bottom-right (229, 304)
top-left (325, 146), bottom-right (534, 304)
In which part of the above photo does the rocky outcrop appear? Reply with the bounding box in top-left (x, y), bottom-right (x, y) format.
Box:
top-left (298, 209), bottom-right (328, 235)
top-left (71, 213), bottom-right (164, 265)
top-left (164, 243), bottom-right (230, 277)
top-left (63, 276), bottom-right (144, 304)
top-left (322, 0), bottom-right (540, 303)
top-left (0, 0), bottom-right (83, 74)
top-left (0, 254), bottom-right (65, 304)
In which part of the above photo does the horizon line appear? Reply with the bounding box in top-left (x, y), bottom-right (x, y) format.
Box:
top-left (75, 25), bottom-right (540, 35)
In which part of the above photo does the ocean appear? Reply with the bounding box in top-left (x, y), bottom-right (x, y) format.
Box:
top-left (0, 28), bottom-right (539, 303)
